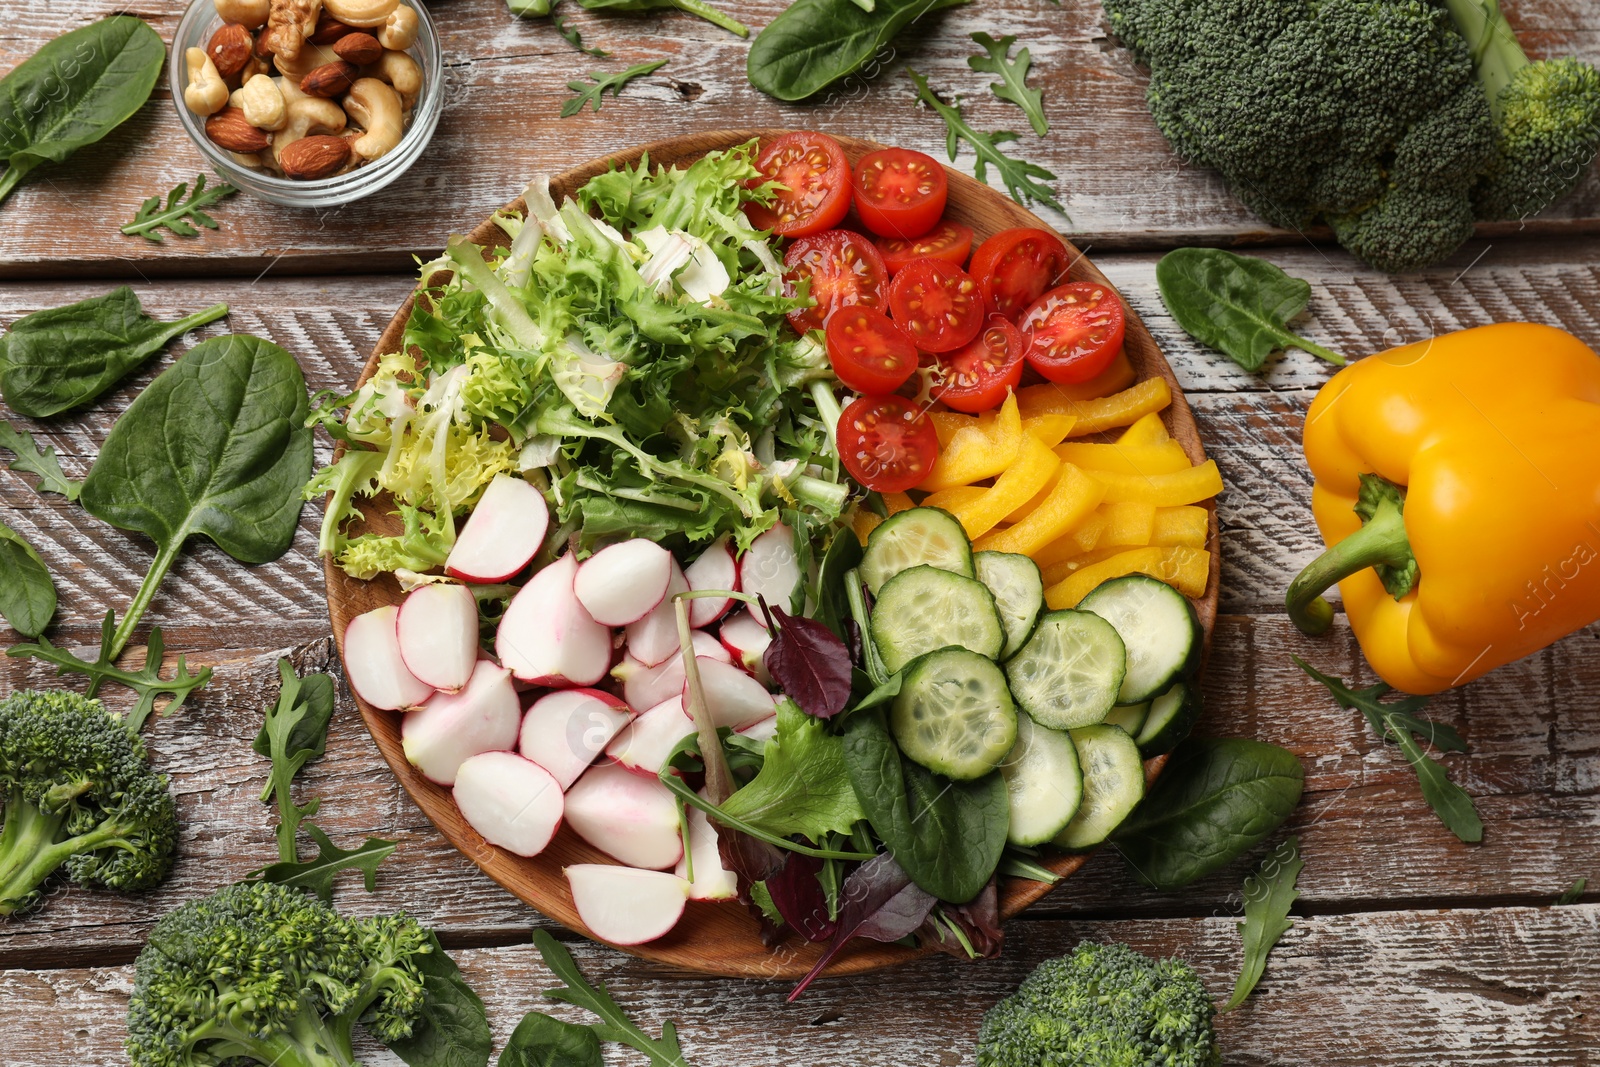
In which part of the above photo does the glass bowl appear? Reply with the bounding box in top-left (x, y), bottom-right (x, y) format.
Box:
top-left (170, 0), bottom-right (444, 207)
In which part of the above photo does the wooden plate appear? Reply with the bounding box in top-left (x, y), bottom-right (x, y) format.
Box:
top-left (325, 130), bottom-right (1221, 979)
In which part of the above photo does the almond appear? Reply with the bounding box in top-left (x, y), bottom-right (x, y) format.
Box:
top-left (207, 23), bottom-right (254, 80)
top-left (308, 14), bottom-right (357, 44)
top-left (300, 60), bottom-right (360, 97)
top-left (204, 105), bottom-right (271, 152)
top-left (279, 134), bottom-right (351, 179)
top-left (332, 31), bottom-right (382, 66)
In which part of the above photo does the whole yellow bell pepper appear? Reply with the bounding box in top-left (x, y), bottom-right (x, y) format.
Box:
top-left (1288, 322), bottom-right (1600, 694)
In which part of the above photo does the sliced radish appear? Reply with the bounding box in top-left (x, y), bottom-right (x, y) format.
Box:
top-left (445, 474), bottom-right (549, 583)
top-left (453, 750), bottom-right (564, 857)
top-left (396, 582), bottom-right (478, 693)
top-left (685, 535), bottom-right (739, 627)
top-left (401, 660), bottom-right (521, 785)
top-left (565, 864), bottom-right (689, 945)
top-left (739, 715), bottom-right (779, 745)
top-left (343, 605), bottom-right (434, 711)
top-left (624, 560), bottom-right (688, 667)
top-left (718, 609), bottom-right (773, 683)
top-left (612, 632), bottom-right (730, 713)
top-left (690, 656), bottom-right (777, 730)
top-left (574, 539), bottom-right (673, 626)
top-left (674, 800), bottom-right (738, 901)
top-left (497, 553), bottom-right (612, 687)
top-left (563, 761), bottom-right (683, 869)
top-left (519, 688), bottom-right (633, 791)
top-left (605, 697), bottom-right (695, 777)
top-left (693, 629), bottom-right (733, 664)
top-left (739, 523), bottom-right (801, 625)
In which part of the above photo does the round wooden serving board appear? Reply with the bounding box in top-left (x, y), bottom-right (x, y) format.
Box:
top-left (324, 130), bottom-right (1221, 979)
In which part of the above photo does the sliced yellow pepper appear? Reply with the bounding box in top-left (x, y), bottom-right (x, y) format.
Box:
top-left (1044, 547), bottom-right (1167, 609)
top-left (1021, 413), bottom-right (1077, 448)
top-left (921, 485), bottom-right (988, 514)
top-left (920, 393), bottom-right (1022, 491)
top-left (851, 508), bottom-right (883, 545)
top-left (882, 491), bottom-right (916, 516)
top-left (1015, 351), bottom-right (1136, 409)
top-left (1100, 500), bottom-right (1156, 546)
top-left (1154, 546), bottom-right (1211, 599)
top-left (947, 433), bottom-right (1058, 539)
top-left (1118, 412), bottom-right (1170, 446)
top-left (1020, 376), bottom-right (1172, 436)
top-left (1040, 546), bottom-right (1136, 587)
top-left (1055, 440), bottom-right (1192, 477)
top-left (974, 464), bottom-right (1105, 558)
top-left (1033, 511), bottom-right (1109, 567)
top-left (1152, 506), bottom-right (1208, 548)
top-left (1087, 459), bottom-right (1224, 507)
top-left (929, 411), bottom-right (984, 447)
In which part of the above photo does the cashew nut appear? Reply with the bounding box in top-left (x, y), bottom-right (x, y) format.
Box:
top-left (240, 74), bottom-right (288, 131)
top-left (369, 48), bottom-right (421, 107)
top-left (343, 77), bottom-right (403, 161)
top-left (324, 0), bottom-right (398, 28)
top-left (214, 0), bottom-right (272, 29)
top-left (273, 41), bottom-right (339, 79)
top-left (275, 74), bottom-right (310, 105)
top-left (271, 95), bottom-right (346, 165)
top-left (183, 47), bottom-right (229, 117)
top-left (228, 150), bottom-right (266, 168)
top-left (376, 4), bottom-right (418, 50)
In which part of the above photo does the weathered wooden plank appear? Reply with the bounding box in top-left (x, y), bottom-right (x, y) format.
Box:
top-left (1, 1), bottom-right (1597, 275)
top-left (5, 904), bottom-right (1598, 1066)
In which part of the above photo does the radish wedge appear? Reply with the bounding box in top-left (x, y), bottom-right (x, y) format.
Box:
top-left (690, 656), bottom-right (777, 730)
top-left (605, 697), bottom-right (694, 777)
top-left (613, 631), bottom-right (731, 713)
top-left (674, 801), bottom-right (738, 901)
top-left (401, 660), bottom-right (521, 785)
top-left (574, 539), bottom-right (673, 626)
top-left (445, 473), bottom-right (549, 583)
top-left (343, 605), bottom-right (434, 711)
top-left (453, 751), bottom-right (564, 857)
top-left (497, 553), bottom-right (611, 687)
top-left (565, 864), bottom-right (689, 945)
top-left (718, 609), bottom-right (773, 682)
top-left (563, 762), bottom-right (683, 869)
top-left (519, 688), bottom-right (633, 791)
top-left (685, 535), bottom-right (739, 627)
top-left (740, 523), bottom-right (801, 624)
top-left (623, 560), bottom-right (689, 667)
top-left (739, 715), bottom-right (779, 745)
top-left (396, 582), bottom-right (478, 693)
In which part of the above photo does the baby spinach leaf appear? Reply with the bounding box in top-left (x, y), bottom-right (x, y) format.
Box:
top-left (0, 421), bottom-right (81, 499)
top-left (748, 0), bottom-right (969, 101)
top-left (0, 520), bottom-right (55, 637)
top-left (718, 700), bottom-right (865, 841)
top-left (907, 68), bottom-right (1063, 212)
top-left (121, 174), bottom-right (238, 242)
top-left (0, 288), bottom-right (229, 417)
top-left (1113, 737), bottom-right (1305, 890)
top-left (968, 33), bottom-right (1047, 137)
top-left (1155, 248), bottom-right (1346, 371)
top-left (533, 930), bottom-right (694, 1067)
top-left (764, 606), bottom-right (852, 718)
top-left (388, 932), bottom-right (494, 1067)
top-left (0, 17), bottom-right (164, 207)
top-left (498, 1012), bottom-right (603, 1067)
top-left (561, 60), bottom-right (668, 118)
top-left (1223, 835), bottom-right (1302, 1011)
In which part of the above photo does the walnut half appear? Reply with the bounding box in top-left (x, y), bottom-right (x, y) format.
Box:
top-left (260, 0), bottom-right (322, 61)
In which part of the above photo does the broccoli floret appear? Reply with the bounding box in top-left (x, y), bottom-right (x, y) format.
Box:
top-left (976, 941), bottom-right (1220, 1067)
top-left (0, 690), bottom-right (177, 916)
top-left (126, 881), bottom-right (434, 1067)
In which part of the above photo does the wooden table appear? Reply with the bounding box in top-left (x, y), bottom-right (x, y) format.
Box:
top-left (4, 1), bottom-right (1599, 1062)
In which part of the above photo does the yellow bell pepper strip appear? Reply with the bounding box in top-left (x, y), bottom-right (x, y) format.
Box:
top-left (1021, 413), bottom-right (1077, 447)
top-left (1152, 505), bottom-right (1209, 548)
top-left (1154, 545), bottom-right (1210, 599)
top-left (1034, 512), bottom-right (1108, 567)
top-left (1100, 501), bottom-right (1157, 546)
top-left (921, 485), bottom-right (988, 514)
top-left (947, 433), bottom-right (1059, 539)
top-left (851, 507), bottom-right (883, 545)
top-left (1287, 322), bottom-right (1600, 694)
top-left (1016, 351), bottom-right (1137, 408)
top-left (1118, 412), bottom-right (1170, 446)
top-left (1086, 459), bottom-right (1225, 507)
top-left (1045, 546), bottom-right (1166, 608)
top-left (1056, 440), bottom-right (1193, 477)
top-left (919, 393), bottom-right (1022, 491)
top-left (882, 491), bottom-right (916, 515)
top-left (1019, 376), bottom-right (1172, 435)
top-left (974, 463), bottom-right (1106, 557)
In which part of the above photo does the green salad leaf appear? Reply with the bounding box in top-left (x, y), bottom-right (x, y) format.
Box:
top-left (1155, 248), bottom-right (1345, 371)
top-left (719, 700), bottom-right (865, 842)
top-left (386, 931), bottom-right (494, 1067)
top-left (121, 173), bottom-right (238, 242)
top-left (0, 421), bottom-right (82, 500)
top-left (0, 520), bottom-right (55, 637)
top-left (561, 60), bottom-right (667, 118)
top-left (498, 1011), bottom-right (604, 1067)
top-left (533, 930), bottom-right (694, 1067)
top-left (907, 68), bottom-right (1063, 212)
top-left (968, 33), bottom-right (1047, 137)
top-left (1223, 835), bottom-right (1302, 1011)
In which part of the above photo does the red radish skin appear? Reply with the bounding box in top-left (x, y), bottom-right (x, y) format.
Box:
top-left (684, 535), bottom-right (739, 627)
top-left (674, 800), bottom-right (739, 900)
top-left (605, 696), bottom-right (695, 777)
top-left (739, 524), bottom-right (801, 625)
top-left (497, 554), bottom-right (612, 687)
top-left (343, 604), bottom-right (435, 711)
top-left (690, 656), bottom-right (778, 730)
top-left (718, 609), bottom-right (774, 683)
top-left (623, 560), bottom-right (689, 667)
top-left (445, 473), bottom-right (550, 583)
top-left (453, 750), bottom-right (564, 857)
top-left (565, 864), bottom-right (690, 945)
top-left (401, 660), bottom-right (521, 785)
top-left (574, 539), bottom-right (673, 626)
top-left (519, 688), bottom-right (633, 791)
top-left (563, 761), bottom-right (683, 869)
top-left (613, 631), bottom-right (731, 712)
top-left (396, 582), bottom-right (478, 693)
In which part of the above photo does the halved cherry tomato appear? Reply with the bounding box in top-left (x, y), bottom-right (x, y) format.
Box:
top-left (886, 257), bottom-right (984, 353)
top-left (784, 229), bottom-right (889, 335)
top-left (1019, 281), bottom-right (1127, 384)
top-left (851, 148), bottom-right (948, 240)
top-left (930, 316), bottom-right (1025, 413)
top-left (826, 306), bottom-right (919, 395)
top-left (837, 394), bottom-right (940, 494)
top-left (968, 227), bottom-right (1070, 320)
top-left (876, 221), bottom-right (975, 275)
top-left (744, 132), bottom-right (852, 238)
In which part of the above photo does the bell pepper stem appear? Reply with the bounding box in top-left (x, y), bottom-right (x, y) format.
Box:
top-left (1286, 491), bottom-right (1414, 635)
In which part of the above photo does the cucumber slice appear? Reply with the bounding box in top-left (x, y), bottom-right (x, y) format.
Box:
top-left (891, 648), bottom-right (1017, 780)
top-left (1003, 610), bottom-right (1126, 730)
top-left (1103, 702), bottom-right (1149, 737)
top-left (861, 507), bottom-right (973, 595)
top-left (1135, 681), bottom-right (1202, 756)
top-left (1000, 711), bottom-right (1082, 845)
top-left (974, 551), bottom-right (1045, 659)
top-left (1077, 574), bottom-right (1201, 704)
top-left (871, 565), bottom-right (1004, 674)
top-left (1053, 724), bottom-right (1145, 851)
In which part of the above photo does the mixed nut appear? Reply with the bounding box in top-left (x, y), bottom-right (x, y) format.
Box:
top-left (184, 0), bottom-right (422, 181)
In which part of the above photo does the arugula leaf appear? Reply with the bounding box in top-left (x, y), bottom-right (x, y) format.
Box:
top-left (120, 173), bottom-right (238, 242)
top-left (0, 520), bottom-right (55, 637)
top-left (498, 1011), bottom-right (603, 1067)
top-left (572, 0), bottom-right (747, 36)
top-left (1155, 248), bottom-right (1345, 371)
top-left (1296, 657), bottom-right (1483, 844)
top-left (254, 659), bottom-right (337, 862)
top-left (0, 421), bottom-right (82, 499)
top-left (388, 931), bottom-right (494, 1067)
top-left (246, 825), bottom-right (397, 901)
top-left (718, 700), bottom-right (865, 842)
top-left (551, 4), bottom-right (610, 57)
top-left (534, 930), bottom-right (695, 1067)
top-left (968, 33), bottom-right (1047, 136)
top-left (1223, 835), bottom-right (1302, 1011)
top-left (561, 60), bottom-right (668, 118)
top-left (1556, 877), bottom-right (1587, 905)
top-left (907, 68), bottom-right (1063, 212)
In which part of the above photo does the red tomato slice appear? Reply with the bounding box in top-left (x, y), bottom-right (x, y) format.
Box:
top-left (930, 316), bottom-right (1025, 413)
top-left (969, 227), bottom-right (1070, 320)
top-left (851, 148), bottom-right (948, 240)
top-left (826, 306), bottom-right (919, 395)
top-left (1019, 281), bottom-right (1127, 385)
top-left (784, 229), bottom-right (889, 335)
top-left (837, 394), bottom-right (940, 494)
top-left (876, 221), bottom-right (975, 275)
top-left (744, 132), bottom-right (852, 238)
top-left (886, 257), bottom-right (984, 354)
